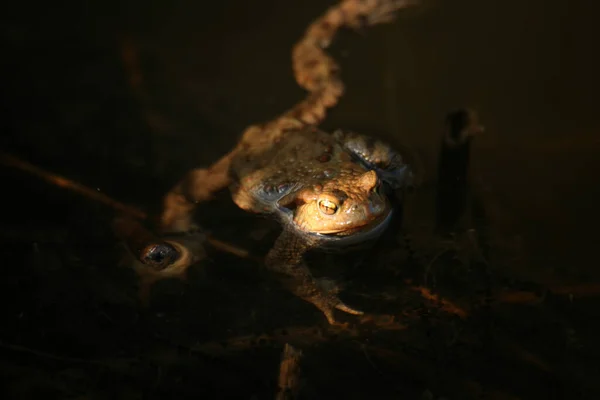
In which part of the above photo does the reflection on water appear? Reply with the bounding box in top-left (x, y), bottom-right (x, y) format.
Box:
top-left (1, 0), bottom-right (599, 398)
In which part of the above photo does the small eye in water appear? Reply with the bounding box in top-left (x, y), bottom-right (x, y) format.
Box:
top-left (318, 199), bottom-right (338, 215)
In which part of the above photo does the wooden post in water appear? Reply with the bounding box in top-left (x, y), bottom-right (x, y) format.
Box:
top-left (435, 108), bottom-right (484, 235)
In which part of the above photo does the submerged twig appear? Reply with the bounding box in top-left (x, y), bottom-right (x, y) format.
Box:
top-left (0, 151), bottom-right (147, 220)
top-left (423, 246), bottom-right (451, 288)
top-left (207, 237), bottom-right (263, 263)
top-left (360, 343), bottom-right (385, 376)
top-left (409, 285), bottom-right (469, 319)
top-left (0, 340), bottom-right (137, 368)
top-left (0, 151), bottom-right (256, 260)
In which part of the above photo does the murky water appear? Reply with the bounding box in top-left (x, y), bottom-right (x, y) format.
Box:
top-left (1, 0), bottom-right (599, 398)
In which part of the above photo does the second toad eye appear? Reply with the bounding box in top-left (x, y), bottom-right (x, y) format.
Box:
top-left (318, 199), bottom-right (338, 215)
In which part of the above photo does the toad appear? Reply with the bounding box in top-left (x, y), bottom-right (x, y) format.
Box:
top-left (138, 0), bottom-right (417, 324)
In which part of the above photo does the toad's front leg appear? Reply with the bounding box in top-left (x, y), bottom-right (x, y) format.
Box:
top-left (266, 229), bottom-right (363, 325)
top-left (333, 130), bottom-right (416, 192)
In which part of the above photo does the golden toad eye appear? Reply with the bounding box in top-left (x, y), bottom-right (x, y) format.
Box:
top-left (318, 199), bottom-right (338, 215)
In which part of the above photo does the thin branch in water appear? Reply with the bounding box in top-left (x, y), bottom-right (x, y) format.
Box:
top-left (0, 151), bottom-right (147, 220)
top-left (0, 152), bottom-right (258, 261)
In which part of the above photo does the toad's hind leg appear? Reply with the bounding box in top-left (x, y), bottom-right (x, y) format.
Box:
top-left (266, 229), bottom-right (363, 325)
top-left (161, 151), bottom-right (235, 233)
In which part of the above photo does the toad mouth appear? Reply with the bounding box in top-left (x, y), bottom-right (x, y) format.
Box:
top-left (301, 207), bottom-right (393, 247)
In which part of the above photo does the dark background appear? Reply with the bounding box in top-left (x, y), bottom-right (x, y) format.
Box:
top-left (1, 0), bottom-right (599, 398)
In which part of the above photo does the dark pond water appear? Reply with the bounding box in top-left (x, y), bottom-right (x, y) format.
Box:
top-left (1, 0), bottom-right (599, 398)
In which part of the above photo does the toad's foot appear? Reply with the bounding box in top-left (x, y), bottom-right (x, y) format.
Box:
top-left (312, 278), bottom-right (364, 325)
top-left (365, 0), bottom-right (418, 25)
top-left (266, 229), bottom-right (364, 325)
top-left (342, 0), bottom-right (418, 29)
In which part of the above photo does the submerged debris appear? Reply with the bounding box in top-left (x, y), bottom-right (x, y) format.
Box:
top-left (276, 343), bottom-right (304, 400)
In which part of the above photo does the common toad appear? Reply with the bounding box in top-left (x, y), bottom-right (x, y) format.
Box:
top-left (143, 0), bottom-right (417, 324)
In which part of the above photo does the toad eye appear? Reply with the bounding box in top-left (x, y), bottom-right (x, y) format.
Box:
top-left (318, 199), bottom-right (338, 215)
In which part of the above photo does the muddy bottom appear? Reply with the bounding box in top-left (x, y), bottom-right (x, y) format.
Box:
top-left (1, 165), bottom-right (598, 399)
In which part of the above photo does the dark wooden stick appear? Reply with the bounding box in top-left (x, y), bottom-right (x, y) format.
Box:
top-left (434, 108), bottom-right (484, 234)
